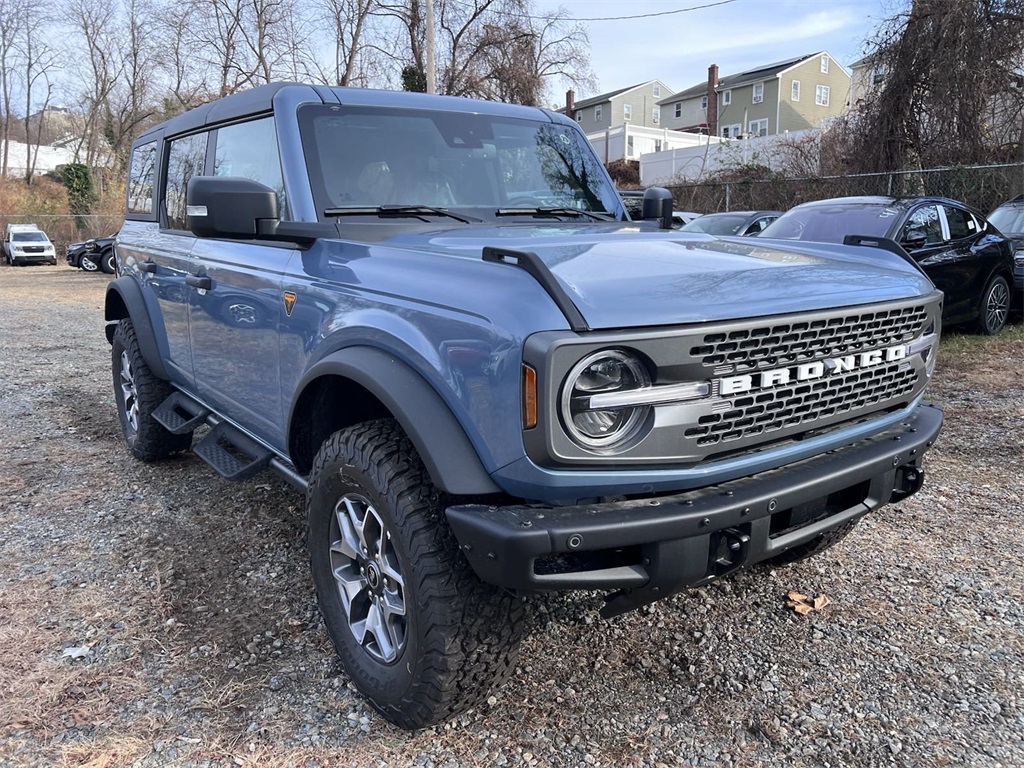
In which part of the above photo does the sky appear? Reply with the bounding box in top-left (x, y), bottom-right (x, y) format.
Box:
top-left (532, 0), bottom-right (901, 105)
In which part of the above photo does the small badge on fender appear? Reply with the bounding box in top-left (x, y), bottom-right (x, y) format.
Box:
top-left (283, 291), bottom-right (297, 316)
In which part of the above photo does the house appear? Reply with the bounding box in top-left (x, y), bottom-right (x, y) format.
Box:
top-left (562, 80), bottom-right (674, 135)
top-left (658, 53), bottom-right (851, 139)
top-left (849, 53), bottom-right (886, 105)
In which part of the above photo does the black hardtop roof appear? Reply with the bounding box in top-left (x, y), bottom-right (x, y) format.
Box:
top-left (133, 82), bottom-right (563, 147)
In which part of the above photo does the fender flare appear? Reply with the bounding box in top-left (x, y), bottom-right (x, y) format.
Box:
top-left (289, 347), bottom-right (500, 496)
top-left (104, 277), bottom-right (171, 381)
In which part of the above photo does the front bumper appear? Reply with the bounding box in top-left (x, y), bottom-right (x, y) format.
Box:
top-left (447, 402), bottom-right (942, 617)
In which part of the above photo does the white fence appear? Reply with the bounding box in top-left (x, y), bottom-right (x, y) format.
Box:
top-left (640, 129), bottom-right (818, 185)
top-left (586, 124), bottom-right (714, 165)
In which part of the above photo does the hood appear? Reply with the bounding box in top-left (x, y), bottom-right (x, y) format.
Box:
top-left (377, 223), bottom-right (937, 330)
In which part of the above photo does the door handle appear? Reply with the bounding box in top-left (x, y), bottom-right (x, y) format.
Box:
top-left (185, 274), bottom-right (212, 290)
top-left (138, 261), bottom-right (157, 273)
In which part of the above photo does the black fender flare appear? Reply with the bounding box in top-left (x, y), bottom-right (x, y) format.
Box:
top-left (289, 347), bottom-right (500, 496)
top-left (104, 277), bottom-right (171, 381)
top-left (288, 350), bottom-right (499, 499)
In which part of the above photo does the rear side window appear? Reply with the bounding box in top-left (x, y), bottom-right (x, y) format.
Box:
top-left (164, 133), bottom-right (209, 231)
top-left (213, 117), bottom-right (286, 216)
top-left (942, 205), bottom-right (975, 240)
top-left (127, 141), bottom-right (158, 215)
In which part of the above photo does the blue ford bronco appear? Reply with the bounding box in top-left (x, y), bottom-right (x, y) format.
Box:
top-left (108, 83), bottom-right (943, 728)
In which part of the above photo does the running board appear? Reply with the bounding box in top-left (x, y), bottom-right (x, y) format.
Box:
top-left (154, 391), bottom-right (308, 490)
top-left (193, 422), bottom-right (273, 480)
top-left (153, 391), bottom-right (210, 434)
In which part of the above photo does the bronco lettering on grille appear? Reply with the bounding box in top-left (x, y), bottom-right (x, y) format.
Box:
top-left (719, 344), bottom-right (908, 396)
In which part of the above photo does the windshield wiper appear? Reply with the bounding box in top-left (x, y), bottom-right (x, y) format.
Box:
top-left (324, 205), bottom-right (480, 223)
top-left (495, 207), bottom-right (614, 221)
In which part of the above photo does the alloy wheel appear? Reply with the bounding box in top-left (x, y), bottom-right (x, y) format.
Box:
top-left (329, 493), bottom-right (407, 663)
top-left (119, 351), bottom-right (139, 432)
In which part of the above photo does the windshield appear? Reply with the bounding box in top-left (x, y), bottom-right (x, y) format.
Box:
top-left (759, 204), bottom-right (895, 242)
top-left (11, 231), bottom-right (47, 242)
top-left (988, 206), bottom-right (1024, 235)
top-left (298, 104), bottom-right (622, 220)
top-left (679, 214), bottom-right (751, 236)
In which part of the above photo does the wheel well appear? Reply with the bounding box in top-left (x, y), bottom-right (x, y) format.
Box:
top-left (105, 289), bottom-right (129, 343)
top-left (289, 375), bottom-right (391, 475)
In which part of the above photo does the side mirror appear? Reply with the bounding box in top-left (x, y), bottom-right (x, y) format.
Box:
top-left (901, 230), bottom-right (928, 250)
top-left (641, 187), bottom-right (675, 230)
top-left (187, 176), bottom-right (279, 239)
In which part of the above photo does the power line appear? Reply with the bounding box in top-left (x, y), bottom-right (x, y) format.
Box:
top-left (553, 0), bottom-right (737, 23)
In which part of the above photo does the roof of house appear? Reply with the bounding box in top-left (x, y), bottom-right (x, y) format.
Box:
top-left (568, 80), bottom-right (672, 112)
top-left (658, 53), bottom-right (833, 104)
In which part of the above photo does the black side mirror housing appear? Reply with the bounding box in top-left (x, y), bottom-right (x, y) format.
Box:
top-left (901, 230), bottom-right (928, 250)
top-left (641, 187), bottom-right (675, 230)
top-left (187, 176), bottom-right (279, 239)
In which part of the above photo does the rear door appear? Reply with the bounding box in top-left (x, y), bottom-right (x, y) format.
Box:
top-left (937, 204), bottom-right (999, 321)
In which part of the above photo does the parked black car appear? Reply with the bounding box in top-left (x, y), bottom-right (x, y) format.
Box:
top-left (759, 196), bottom-right (1016, 334)
top-left (986, 195), bottom-right (1024, 298)
top-left (66, 234), bottom-right (117, 273)
top-left (679, 210), bottom-right (781, 236)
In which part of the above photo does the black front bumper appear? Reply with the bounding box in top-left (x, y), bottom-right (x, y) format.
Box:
top-left (447, 403), bottom-right (943, 617)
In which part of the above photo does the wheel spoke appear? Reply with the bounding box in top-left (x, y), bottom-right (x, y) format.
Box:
top-left (364, 601), bottom-right (397, 662)
top-left (333, 566), bottom-right (368, 612)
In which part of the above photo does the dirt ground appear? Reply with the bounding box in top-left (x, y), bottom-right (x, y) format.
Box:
top-left (1, 264), bottom-right (1023, 767)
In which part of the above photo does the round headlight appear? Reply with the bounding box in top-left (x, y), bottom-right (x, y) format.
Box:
top-left (560, 349), bottom-right (651, 450)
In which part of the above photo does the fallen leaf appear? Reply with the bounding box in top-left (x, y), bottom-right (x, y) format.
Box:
top-left (813, 594), bottom-right (831, 611)
top-left (787, 590), bottom-right (808, 602)
top-left (793, 603), bottom-right (814, 616)
top-left (62, 645), bottom-right (92, 660)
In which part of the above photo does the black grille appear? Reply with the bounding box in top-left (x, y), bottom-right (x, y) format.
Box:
top-left (691, 305), bottom-right (929, 373)
top-left (22, 245), bottom-right (45, 253)
top-left (684, 363), bottom-right (917, 447)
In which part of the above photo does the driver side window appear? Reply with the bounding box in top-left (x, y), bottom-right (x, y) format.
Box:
top-left (901, 205), bottom-right (943, 247)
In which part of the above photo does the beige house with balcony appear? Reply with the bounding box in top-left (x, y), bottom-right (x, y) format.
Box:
top-left (659, 53), bottom-right (851, 139)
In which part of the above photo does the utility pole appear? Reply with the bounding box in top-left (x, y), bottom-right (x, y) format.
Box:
top-left (426, 0), bottom-right (436, 94)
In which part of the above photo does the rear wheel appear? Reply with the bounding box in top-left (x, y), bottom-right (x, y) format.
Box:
top-left (100, 248), bottom-right (116, 274)
top-left (307, 419), bottom-right (523, 730)
top-left (976, 274), bottom-right (1010, 335)
top-left (112, 319), bottom-right (193, 461)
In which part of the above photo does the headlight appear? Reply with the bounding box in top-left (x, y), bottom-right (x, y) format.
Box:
top-left (560, 349), bottom-right (651, 450)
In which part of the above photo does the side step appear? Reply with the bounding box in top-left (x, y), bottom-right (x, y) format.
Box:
top-left (153, 392), bottom-right (210, 434)
top-left (193, 422), bottom-right (273, 481)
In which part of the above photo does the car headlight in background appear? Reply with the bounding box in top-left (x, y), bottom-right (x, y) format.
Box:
top-left (560, 349), bottom-right (652, 451)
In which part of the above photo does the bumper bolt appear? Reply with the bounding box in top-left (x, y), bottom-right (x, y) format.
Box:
top-left (700, 518), bottom-right (711, 527)
top-left (723, 490), bottom-right (734, 497)
top-left (741, 507), bottom-right (751, 517)
top-left (892, 456), bottom-right (901, 466)
top-left (567, 534), bottom-right (584, 549)
top-left (768, 498), bottom-right (778, 512)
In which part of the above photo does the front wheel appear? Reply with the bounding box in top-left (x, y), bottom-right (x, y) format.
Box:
top-left (976, 274), bottom-right (1010, 335)
top-left (80, 253), bottom-right (100, 272)
top-left (307, 419), bottom-right (523, 730)
top-left (112, 319), bottom-right (193, 460)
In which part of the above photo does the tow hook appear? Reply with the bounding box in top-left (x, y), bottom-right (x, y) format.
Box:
top-left (712, 527), bottom-right (750, 577)
top-left (890, 465), bottom-right (925, 503)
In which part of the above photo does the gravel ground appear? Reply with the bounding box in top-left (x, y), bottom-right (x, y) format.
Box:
top-left (1, 264), bottom-right (1023, 768)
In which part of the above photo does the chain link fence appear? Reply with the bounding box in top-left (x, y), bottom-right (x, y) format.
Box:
top-left (0, 214), bottom-right (124, 251)
top-left (667, 163), bottom-right (1024, 216)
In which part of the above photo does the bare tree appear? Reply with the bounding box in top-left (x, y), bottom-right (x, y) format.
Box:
top-left (0, 0), bottom-right (25, 175)
top-left (18, 1), bottom-right (60, 182)
top-left (848, 0), bottom-right (1024, 173)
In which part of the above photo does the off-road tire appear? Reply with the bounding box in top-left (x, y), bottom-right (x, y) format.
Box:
top-left (307, 419), bottom-right (523, 730)
top-left (975, 274), bottom-right (1010, 335)
top-left (111, 319), bottom-right (193, 461)
top-left (765, 519), bottom-right (859, 567)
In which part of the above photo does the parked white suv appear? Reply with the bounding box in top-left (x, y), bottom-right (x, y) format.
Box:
top-left (4, 224), bottom-right (57, 266)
